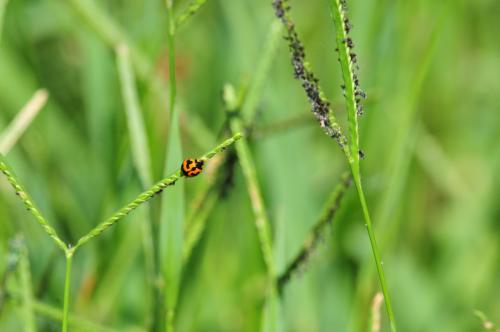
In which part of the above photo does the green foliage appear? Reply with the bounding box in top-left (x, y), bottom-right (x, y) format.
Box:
top-left (0, 0), bottom-right (499, 331)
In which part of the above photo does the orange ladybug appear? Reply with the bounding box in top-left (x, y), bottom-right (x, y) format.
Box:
top-left (181, 158), bottom-right (204, 177)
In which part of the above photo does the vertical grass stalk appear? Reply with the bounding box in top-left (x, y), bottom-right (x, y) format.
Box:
top-left (329, 0), bottom-right (396, 330)
top-left (116, 42), bottom-right (156, 327)
top-left (161, 0), bottom-right (184, 331)
top-left (62, 248), bottom-right (74, 332)
top-left (224, 85), bottom-right (278, 332)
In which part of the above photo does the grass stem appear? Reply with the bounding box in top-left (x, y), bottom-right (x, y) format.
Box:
top-left (329, 0), bottom-right (397, 329)
top-left (0, 89), bottom-right (48, 155)
top-left (277, 172), bottom-right (351, 293)
top-left (162, 1), bottom-right (184, 331)
top-left (62, 249), bottom-right (74, 332)
top-left (351, 168), bottom-right (396, 332)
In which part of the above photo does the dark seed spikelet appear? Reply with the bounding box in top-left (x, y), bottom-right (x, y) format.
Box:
top-left (272, 0), bottom-right (347, 148)
top-left (335, 0), bottom-right (366, 118)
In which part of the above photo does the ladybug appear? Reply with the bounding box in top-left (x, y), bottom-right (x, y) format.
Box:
top-left (181, 158), bottom-right (204, 177)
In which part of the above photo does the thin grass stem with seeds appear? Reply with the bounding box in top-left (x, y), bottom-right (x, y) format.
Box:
top-left (277, 172), bottom-right (351, 293)
top-left (225, 86), bottom-right (275, 277)
top-left (73, 133), bottom-right (241, 251)
top-left (329, 1), bottom-right (396, 329)
top-left (272, 0), bottom-right (397, 329)
top-left (0, 156), bottom-right (67, 252)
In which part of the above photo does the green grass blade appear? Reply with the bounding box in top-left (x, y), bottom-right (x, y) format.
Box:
top-left (225, 86), bottom-right (275, 278)
top-left (0, 89), bottom-right (48, 155)
top-left (116, 44), bottom-right (156, 323)
top-left (62, 0), bottom-right (149, 77)
top-left (240, 19), bottom-right (282, 122)
top-left (115, 43), bottom-right (153, 187)
top-left (225, 84), bottom-right (277, 332)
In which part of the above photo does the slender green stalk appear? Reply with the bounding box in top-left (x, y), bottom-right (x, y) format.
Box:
top-left (61, 0), bottom-right (214, 153)
top-left (229, 126), bottom-right (277, 330)
top-left (161, 1), bottom-right (184, 330)
top-left (225, 85), bottom-right (277, 331)
top-left (166, 0), bottom-right (177, 117)
top-left (115, 44), bottom-right (153, 187)
top-left (225, 87), bottom-right (275, 278)
top-left (115, 42), bottom-right (156, 326)
top-left (351, 172), bottom-right (395, 330)
top-left (329, 1), bottom-right (396, 330)
top-left (62, 249), bottom-right (74, 332)
top-left (175, 0), bottom-right (208, 29)
top-left (0, 89), bottom-right (48, 155)
top-left (0, 156), bottom-right (67, 252)
top-left (351, 8), bottom-right (448, 330)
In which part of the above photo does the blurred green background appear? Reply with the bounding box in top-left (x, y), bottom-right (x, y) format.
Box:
top-left (0, 0), bottom-right (499, 331)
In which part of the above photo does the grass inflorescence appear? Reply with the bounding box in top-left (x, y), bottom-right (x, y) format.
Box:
top-left (272, 0), bottom-right (348, 151)
top-left (273, 0), bottom-right (397, 330)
